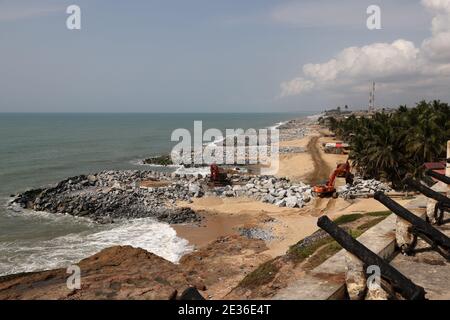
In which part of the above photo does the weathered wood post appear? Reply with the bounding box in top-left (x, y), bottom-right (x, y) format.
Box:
top-left (396, 177), bottom-right (420, 253)
top-left (375, 192), bottom-right (450, 259)
top-left (344, 252), bottom-right (393, 300)
top-left (344, 252), bottom-right (366, 300)
top-left (404, 176), bottom-right (450, 226)
top-left (396, 215), bottom-right (416, 254)
top-left (426, 198), bottom-right (439, 224)
top-left (317, 216), bottom-right (426, 300)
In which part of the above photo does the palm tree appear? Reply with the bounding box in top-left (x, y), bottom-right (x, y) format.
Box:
top-left (406, 108), bottom-right (445, 163)
top-left (326, 100), bottom-right (450, 188)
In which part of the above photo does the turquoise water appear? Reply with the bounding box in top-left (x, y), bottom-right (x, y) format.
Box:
top-left (0, 113), bottom-right (308, 275)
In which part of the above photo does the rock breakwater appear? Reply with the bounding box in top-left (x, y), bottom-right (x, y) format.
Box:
top-left (338, 177), bottom-right (392, 199)
top-left (11, 170), bottom-right (314, 224)
top-left (12, 171), bottom-right (200, 224)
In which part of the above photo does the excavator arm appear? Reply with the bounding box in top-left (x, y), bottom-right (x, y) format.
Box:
top-left (327, 170), bottom-right (338, 187)
top-left (313, 160), bottom-right (352, 198)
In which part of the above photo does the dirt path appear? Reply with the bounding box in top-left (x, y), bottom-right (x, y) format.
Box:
top-left (305, 136), bottom-right (331, 186)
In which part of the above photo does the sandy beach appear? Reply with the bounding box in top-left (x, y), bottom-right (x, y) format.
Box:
top-left (173, 120), bottom-right (404, 258)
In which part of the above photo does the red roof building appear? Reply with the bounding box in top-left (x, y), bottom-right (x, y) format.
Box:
top-left (423, 161), bottom-right (446, 181)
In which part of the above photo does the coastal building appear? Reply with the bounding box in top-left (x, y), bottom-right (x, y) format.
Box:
top-left (423, 161), bottom-right (446, 185)
top-left (323, 142), bottom-right (350, 154)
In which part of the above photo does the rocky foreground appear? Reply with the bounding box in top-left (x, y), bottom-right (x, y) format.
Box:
top-left (0, 237), bottom-right (269, 300)
top-left (0, 211), bottom-right (395, 300)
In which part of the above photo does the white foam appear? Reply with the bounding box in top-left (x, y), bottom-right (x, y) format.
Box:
top-left (0, 218), bottom-right (193, 276)
top-left (268, 121), bottom-right (288, 130)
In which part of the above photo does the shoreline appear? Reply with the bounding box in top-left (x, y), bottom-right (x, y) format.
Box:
top-left (0, 112), bottom-right (418, 299)
top-left (136, 115), bottom-right (311, 168)
top-left (1, 115), bottom-right (342, 262)
top-left (1, 114), bottom-right (316, 277)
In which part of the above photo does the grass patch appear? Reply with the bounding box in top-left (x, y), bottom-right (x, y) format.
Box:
top-left (366, 211), bottom-right (392, 217)
top-left (238, 259), bottom-right (279, 289)
top-left (333, 213), bottom-right (364, 225)
top-left (287, 237), bottom-right (334, 264)
top-left (304, 241), bottom-right (342, 270)
top-left (348, 229), bottom-right (365, 239)
top-left (333, 211), bottom-right (391, 226)
top-left (287, 229), bottom-right (365, 265)
top-left (240, 211), bottom-right (393, 290)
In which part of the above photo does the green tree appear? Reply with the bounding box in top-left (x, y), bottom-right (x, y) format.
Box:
top-left (324, 101), bottom-right (450, 188)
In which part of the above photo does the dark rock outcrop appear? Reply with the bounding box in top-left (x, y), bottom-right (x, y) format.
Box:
top-left (11, 170), bottom-right (201, 224)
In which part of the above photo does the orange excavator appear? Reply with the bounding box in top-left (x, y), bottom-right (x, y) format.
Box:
top-left (209, 163), bottom-right (231, 186)
top-left (313, 161), bottom-right (353, 198)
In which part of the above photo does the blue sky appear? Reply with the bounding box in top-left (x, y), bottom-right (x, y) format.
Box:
top-left (1, 0), bottom-right (448, 112)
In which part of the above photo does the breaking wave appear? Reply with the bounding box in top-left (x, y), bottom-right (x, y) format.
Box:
top-left (0, 215), bottom-right (193, 276)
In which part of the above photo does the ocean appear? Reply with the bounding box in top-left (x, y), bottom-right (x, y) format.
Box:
top-left (0, 113), bottom-right (309, 276)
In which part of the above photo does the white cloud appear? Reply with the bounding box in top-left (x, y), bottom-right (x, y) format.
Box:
top-left (422, 0), bottom-right (450, 13)
top-left (421, 0), bottom-right (450, 61)
top-left (281, 0), bottom-right (450, 98)
top-left (422, 31), bottom-right (450, 61)
top-left (280, 78), bottom-right (315, 97)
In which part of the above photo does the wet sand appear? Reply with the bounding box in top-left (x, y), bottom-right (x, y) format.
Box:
top-left (173, 210), bottom-right (255, 247)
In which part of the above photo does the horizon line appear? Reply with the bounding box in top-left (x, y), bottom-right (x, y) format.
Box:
top-left (0, 111), bottom-right (319, 114)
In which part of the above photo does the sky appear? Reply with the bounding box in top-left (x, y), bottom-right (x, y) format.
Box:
top-left (0, 0), bottom-right (449, 113)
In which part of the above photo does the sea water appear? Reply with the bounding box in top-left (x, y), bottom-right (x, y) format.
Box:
top-left (0, 113), bottom-right (308, 275)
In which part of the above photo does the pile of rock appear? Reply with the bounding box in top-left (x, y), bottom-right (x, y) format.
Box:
top-left (209, 176), bottom-right (312, 208)
top-left (277, 119), bottom-right (306, 130)
top-left (238, 226), bottom-right (275, 241)
top-left (280, 128), bottom-right (308, 141)
top-left (11, 170), bottom-right (313, 224)
top-left (142, 155), bottom-right (173, 166)
top-left (338, 177), bottom-right (392, 199)
top-left (279, 146), bottom-right (306, 154)
top-left (277, 119), bottom-right (309, 142)
top-left (12, 170), bottom-right (200, 224)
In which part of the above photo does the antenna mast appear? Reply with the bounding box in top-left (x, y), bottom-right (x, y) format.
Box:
top-left (369, 82), bottom-right (376, 112)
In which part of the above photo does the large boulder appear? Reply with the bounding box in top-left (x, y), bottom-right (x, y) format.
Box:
top-left (188, 183), bottom-right (201, 195)
top-left (285, 196), bottom-right (298, 208)
top-left (276, 199), bottom-right (286, 207)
